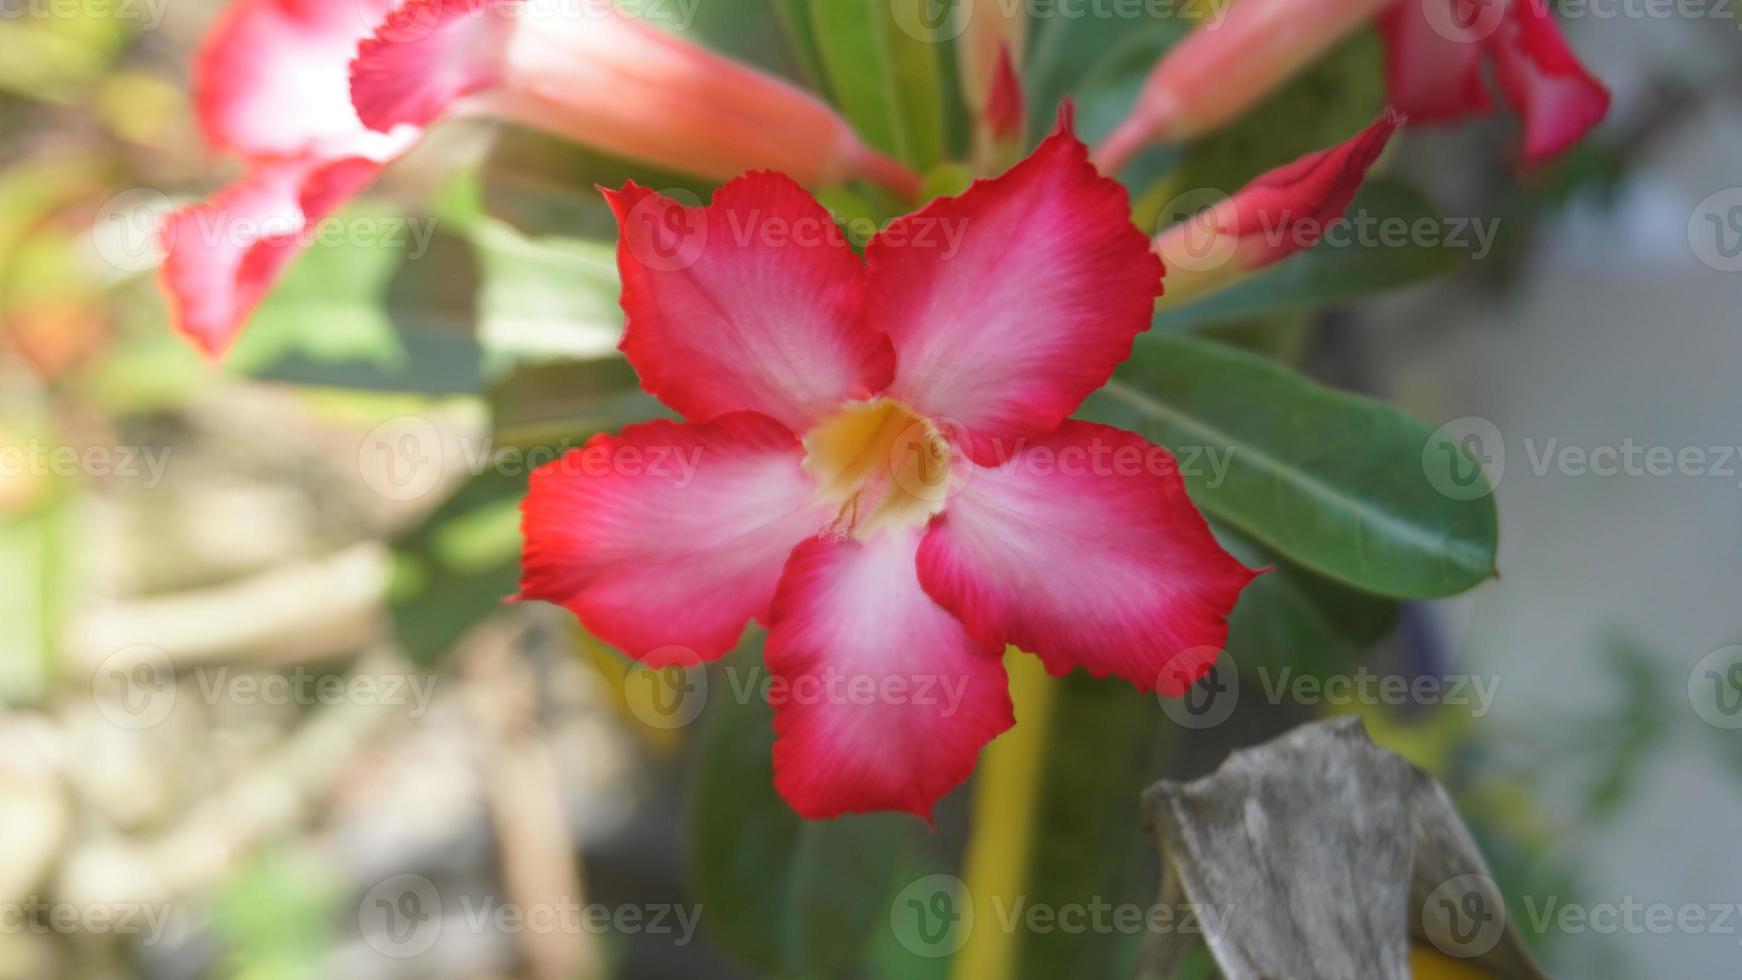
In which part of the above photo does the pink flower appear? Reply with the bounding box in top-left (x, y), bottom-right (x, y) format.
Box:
top-left (1094, 0), bottom-right (1396, 172)
top-left (1155, 113), bottom-right (1399, 303)
top-left (159, 0), bottom-right (916, 361)
top-left (1379, 0), bottom-right (1610, 164)
top-left (519, 114), bottom-right (1259, 821)
top-left (1093, 0), bottom-right (1607, 173)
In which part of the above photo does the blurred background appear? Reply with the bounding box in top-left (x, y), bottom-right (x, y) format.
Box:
top-left (1, 0), bottom-right (1738, 977)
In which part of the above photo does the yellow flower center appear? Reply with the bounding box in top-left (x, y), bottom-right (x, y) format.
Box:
top-left (802, 398), bottom-right (954, 539)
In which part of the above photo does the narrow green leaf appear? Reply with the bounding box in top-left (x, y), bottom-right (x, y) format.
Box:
top-left (691, 645), bottom-right (912, 976)
top-left (1153, 180), bottom-right (1461, 332)
top-left (807, 0), bottom-right (944, 169)
top-left (768, 0), bottom-right (828, 90)
top-left (1084, 333), bottom-right (1498, 598)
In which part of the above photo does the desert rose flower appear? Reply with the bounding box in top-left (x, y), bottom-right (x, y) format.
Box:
top-left (159, 0), bottom-right (916, 360)
top-left (1379, 0), bottom-right (1610, 164)
top-left (1093, 0), bottom-right (1396, 173)
top-left (1155, 112), bottom-right (1398, 306)
top-left (1093, 0), bottom-right (1607, 173)
top-left (519, 113), bottom-right (1259, 820)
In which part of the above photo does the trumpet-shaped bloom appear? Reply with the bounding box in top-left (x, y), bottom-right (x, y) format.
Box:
top-left (159, 0), bottom-right (915, 360)
top-left (520, 115), bottom-right (1258, 821)
top-left (1155, 113), bottom-right (1399, 304)
top-left (1093, 0), bottom-right (1606, 173)
top-left (1379, 0), bottom-right (1610, 164)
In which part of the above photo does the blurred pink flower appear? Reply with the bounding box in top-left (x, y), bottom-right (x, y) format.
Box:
top-left (159, 0), bottom-right (915, 360)
top-left (1380, 0), bottom-right (1610, 164)
top-left (1094, 0), bottom-right (1607, 172)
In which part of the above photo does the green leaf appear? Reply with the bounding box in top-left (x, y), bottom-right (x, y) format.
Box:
top-left (1084, 333), bottom-right (1498, 598)
top-left (768, 0), bottom-right (828, 89)
top-left (691, 643), bottom-right (912, 976)
top-left (1153, 180), bottom-right (1461, 332)
top-left (231, 206), bottom-right (486, 394)
top-left (486, 355), bottom-right (663, 445)
top-left (807, 0), bottom-right (945, 169)
top-left (0, 490), bottom-right (71, 703)
top-left (1216, 523), bottom-right (1399, 680)
top-left (468, 219), bottom-right (624, 370)
top-left (388, 469), bottom-right (525, 667)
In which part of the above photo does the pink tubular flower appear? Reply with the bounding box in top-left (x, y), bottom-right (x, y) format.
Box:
top-left (1155, 112), bottom-right (1399, 304)
top-left (1379, 0), bottom-right (1610, 164)
top-left (1093, 0), bottom-right (1396, 173)
top-left (159, 0), bottom-right (917, 361)
top-left (1093, 0), bottom-right (1607, 173)
top-left (518, 113), bottom-right (1260, 821)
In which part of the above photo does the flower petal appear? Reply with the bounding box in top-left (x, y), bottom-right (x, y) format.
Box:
top-left (917, 420), bottom-right (1258, 695)
top-left (519, 412), bottom-right (832, 665)
top-left (767, 528), bottom-right (1014, 821)
top-left (157, 156), bottom-right (383, 359)
top-left (606, 174), bottom-right (895, 433)
top-left (349, 0), bottom-right (920, 195)
top-left (868, 114), bottom-right (1161, 465)
top-left (196, 0), bottom-right (412, 159)
top-left (1218, 111), bottom-right (1399, 265)
top-left (1377, 0), bottom-right (1494, 125)
top-left (349, 0), bottom-right (509, 132)
top-left (1490, 0), bottom-right (1610, 164)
